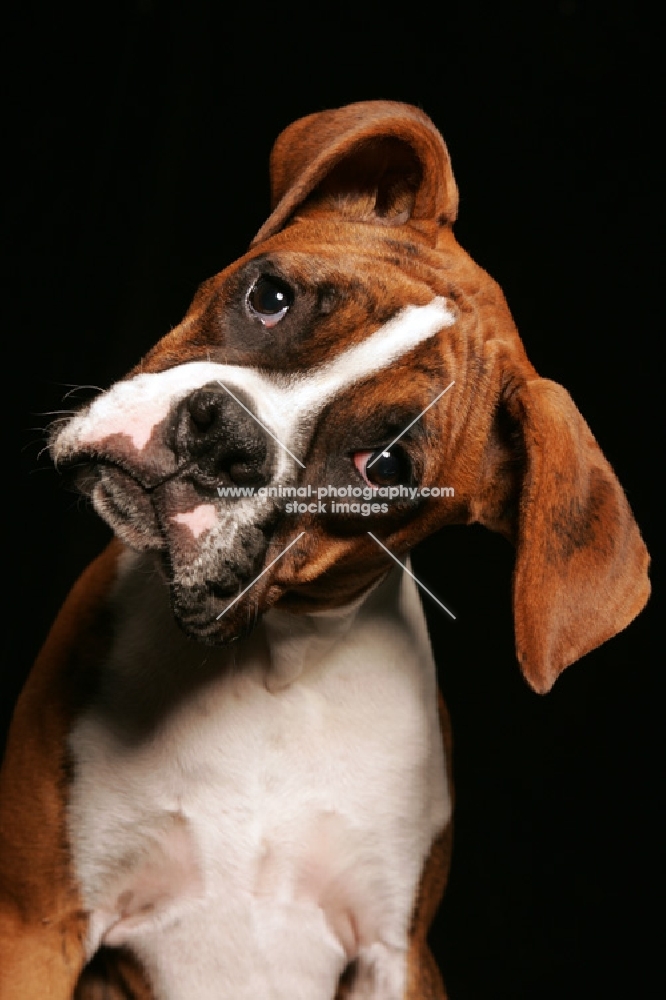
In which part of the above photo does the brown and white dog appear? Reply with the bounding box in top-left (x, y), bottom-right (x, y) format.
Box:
top-left (0, 101), bottom-right (650, 999)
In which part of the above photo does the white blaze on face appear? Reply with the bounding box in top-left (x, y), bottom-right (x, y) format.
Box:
top-left (293, 297), bottom-right (456, 412)
top-left (53, 297), bottom-right (456, 473)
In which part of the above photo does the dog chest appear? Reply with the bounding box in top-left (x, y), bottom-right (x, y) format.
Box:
top-left (67, 554), bottom-right (450, 998)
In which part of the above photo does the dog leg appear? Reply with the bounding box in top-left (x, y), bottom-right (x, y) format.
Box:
top-left (403, 693), bottom-right (454, 1000)
top-left (333, 822), bottom-right (451, 1000)
top-left (402, 824), bottom-right (452, 1000)
top-left (0, 545), bottom-right (122, 999)
top-left (335, 694), bottom-right (453, 1000)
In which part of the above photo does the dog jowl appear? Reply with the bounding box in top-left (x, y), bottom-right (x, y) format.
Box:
top-left (1, 101), bottom-right (649, 1000)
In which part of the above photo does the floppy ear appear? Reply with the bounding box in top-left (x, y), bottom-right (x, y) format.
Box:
top-left (251, 100), bottom-right (458, 245)
top-left (495, 377), bottom-right (650, 693)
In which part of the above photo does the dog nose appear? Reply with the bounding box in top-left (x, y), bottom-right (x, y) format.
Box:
top-left (173, 384), bottom-right (272, 487)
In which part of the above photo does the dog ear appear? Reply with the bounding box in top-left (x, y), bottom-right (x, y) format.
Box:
top-left (251, 101), bottom-right (458, 245)
top-left (487, 377), bottom-right (650, 693)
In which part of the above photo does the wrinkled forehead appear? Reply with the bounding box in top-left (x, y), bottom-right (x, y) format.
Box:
top-left (56, 297), bottom-right (456, 479)
top-left (138, 230), bottom-right (452, 378)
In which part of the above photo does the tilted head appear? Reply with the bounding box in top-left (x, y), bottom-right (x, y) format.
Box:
top-left (51, 100), bottom-right (649, 693)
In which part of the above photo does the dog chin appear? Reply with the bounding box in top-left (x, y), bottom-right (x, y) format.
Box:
top-left (170, 584), bottom-right (260, 646)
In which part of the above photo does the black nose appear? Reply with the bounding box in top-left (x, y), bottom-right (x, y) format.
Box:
top-left (173, 384), bottom-right (273, 488)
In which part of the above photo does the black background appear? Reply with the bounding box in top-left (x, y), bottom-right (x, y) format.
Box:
top-left (7, 2), bottom-right (662, 998)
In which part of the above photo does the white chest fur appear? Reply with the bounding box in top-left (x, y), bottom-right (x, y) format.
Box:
top-left (68, 550), bottom-right (450, 999)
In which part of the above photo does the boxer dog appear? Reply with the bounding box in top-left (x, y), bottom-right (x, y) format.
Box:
top-left (1, 101), bottom-right (649, 999)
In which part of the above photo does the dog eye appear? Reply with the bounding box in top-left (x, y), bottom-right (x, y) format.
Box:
top-left (246, 275), bottom-right (293, 327)
top-left (354, 447), bottom-right (413, 488)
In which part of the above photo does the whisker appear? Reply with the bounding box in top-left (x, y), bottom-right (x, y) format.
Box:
top-left (33, 409), bottom-right (78, 417)
top-left (61, 384), bottom-right (104, 400)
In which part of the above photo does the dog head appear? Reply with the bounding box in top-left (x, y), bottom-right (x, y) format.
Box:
top-left (51, 101), bottom-right (649, 693)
